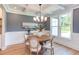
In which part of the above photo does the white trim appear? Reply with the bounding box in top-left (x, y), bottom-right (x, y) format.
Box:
top-left (59, 12), bottom-right (72, 39)
top-left (5, 31), bottom-right (27, 46)
top-left (50, 17), bottom-right (59, 36)
top-left (50, 11), bottom-right (72, 39)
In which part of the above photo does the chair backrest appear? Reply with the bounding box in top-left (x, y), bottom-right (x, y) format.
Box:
top-left (24, 35), bottom-right (28, 40)
top-left (29, 36), bottom-right (38, 48)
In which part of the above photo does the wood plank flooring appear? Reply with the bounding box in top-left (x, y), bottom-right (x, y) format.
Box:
top-left (54, 43), bottom-right (79, 55)
top-left (0, 43), bottom-right (79, 55)
top-left (1, 44), bottom-right (29, 55)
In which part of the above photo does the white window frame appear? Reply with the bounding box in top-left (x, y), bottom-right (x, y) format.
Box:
top-left (50, 12), bottom-right (72, 39)
top-left (50, 17), bottom-right (59, 37)
top-left (59, 13), bottom-right (72, 39)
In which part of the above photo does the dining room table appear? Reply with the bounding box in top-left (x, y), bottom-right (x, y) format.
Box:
top-left (27, 34), bottom-right (50, 42)
top-left (25, 31), bottom-right (54, 55)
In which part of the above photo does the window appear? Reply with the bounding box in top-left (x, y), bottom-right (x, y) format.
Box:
top-left (51, 18), bottom-right (58, 36)
top-left (59, 14), bottom-right (71, 38)
top-left (51, 13), bottom-right (71, 39)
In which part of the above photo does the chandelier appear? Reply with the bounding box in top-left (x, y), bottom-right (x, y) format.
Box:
top-left (33, 4), bottom-right (48, 23)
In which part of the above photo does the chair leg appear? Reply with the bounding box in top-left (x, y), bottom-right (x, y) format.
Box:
top-left (29, 49), bottom-right (32, 55)
top-left (51, 49), bottom-right (52, 55)
top-left (52, 48), bottom-right (54, 55)
top-left (27, 46), bottom-right (30, 55)
top-left (52, 43), bottom-right (54, 55)
top-left (50, 48), bottom-right (54, 55)
top-left (37, 52), bottom-right (38, 55)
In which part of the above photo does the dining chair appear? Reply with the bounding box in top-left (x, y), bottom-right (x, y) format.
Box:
top-left (24, 35), bottom-right (30, 54)
top-left (24, 35), bottom-right (29, 45)
top-left (29, 36), bottom-right (42, 55)
top-left (43, 35), bottom-right (54, 55)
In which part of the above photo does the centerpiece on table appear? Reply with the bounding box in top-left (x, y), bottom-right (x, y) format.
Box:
top-left (34, 24), bottom-right (45, 32)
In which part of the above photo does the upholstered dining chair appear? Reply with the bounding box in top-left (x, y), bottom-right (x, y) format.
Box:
top-left (24, 35), bottom-right (30, 54)
top-left (43, 35), bottom-right (54, 55)
top-left (24, 35), bottom-right (29, 45)
top-left (29, 36), bottom-right (42, 55)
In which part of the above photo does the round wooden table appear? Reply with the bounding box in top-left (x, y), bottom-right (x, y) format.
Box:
top-left (27, 35), bottom-right (51, 43)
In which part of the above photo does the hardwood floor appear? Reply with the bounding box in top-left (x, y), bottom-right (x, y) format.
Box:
top-left (0, 43), bottom-right (79, 55)
top-left (54, 43), bottom-right (79, 55)
top-left (1, 44), bottom-right (29, 55)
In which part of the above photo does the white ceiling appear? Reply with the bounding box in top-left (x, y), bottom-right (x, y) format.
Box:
top-left (3, 4), bottom-right (79, 16)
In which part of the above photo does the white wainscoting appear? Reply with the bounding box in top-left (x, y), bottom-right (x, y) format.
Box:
top-left (54, 33), bottom-right (79, 51)
top-left (5, 31), bottom-right (79, 51)
top-left (5, 31), bottom-right (27, 47)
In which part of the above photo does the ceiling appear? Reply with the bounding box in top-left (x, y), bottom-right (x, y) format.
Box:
top-left (3, 4), bottom-right (79, 16)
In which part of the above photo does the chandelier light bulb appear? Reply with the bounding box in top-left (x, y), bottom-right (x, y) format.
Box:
top-left (33, 17), bottom-right (36, 21)
top-left (45, 17), bottom-right (47, 21)
top-left (41, 16), bottom-right (43, 20)
top-left (36, 16), bottom-right (40, 22)
top-left (36, 16), bottom-right (39, 19)
top-left (41, 16), bottom-right (43, 22)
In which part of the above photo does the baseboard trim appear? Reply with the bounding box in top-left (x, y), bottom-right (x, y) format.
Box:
top-left (54, 42), bottom-right (79, 52)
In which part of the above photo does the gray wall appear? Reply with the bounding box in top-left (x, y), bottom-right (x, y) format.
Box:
top-left (73, 8), bottom-right (79, 33)
top-left (6, 12), bottom-right (34, 32)
top-left (6, 12), bottom-right (50, 32)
